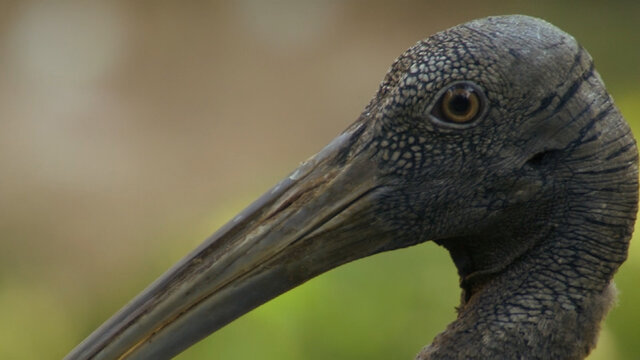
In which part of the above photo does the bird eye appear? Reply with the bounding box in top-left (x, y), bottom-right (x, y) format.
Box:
top-left (430, 82), bottom-right (485, 126)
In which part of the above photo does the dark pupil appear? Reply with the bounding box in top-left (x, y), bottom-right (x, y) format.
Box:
top-left (449, 93), bottom-right (470, 115)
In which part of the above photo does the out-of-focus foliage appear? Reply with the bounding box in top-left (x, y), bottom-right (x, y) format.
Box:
top-left (0, 1), bottom-right (638, 359)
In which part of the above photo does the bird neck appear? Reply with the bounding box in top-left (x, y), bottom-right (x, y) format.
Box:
top-left (419, 261), bottom-right (619, 360)
top-left (422, 166), bottom-right (637, 359)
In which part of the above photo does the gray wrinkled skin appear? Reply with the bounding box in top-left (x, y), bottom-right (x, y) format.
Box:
top-left (354, 15), bottom-right (637, 359)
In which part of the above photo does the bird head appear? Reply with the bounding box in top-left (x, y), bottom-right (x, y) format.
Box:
top-left (66, 15), bottom-right (637, 360)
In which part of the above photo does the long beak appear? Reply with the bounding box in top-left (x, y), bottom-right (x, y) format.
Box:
top-left (65, 123), bottom-right (395, 360)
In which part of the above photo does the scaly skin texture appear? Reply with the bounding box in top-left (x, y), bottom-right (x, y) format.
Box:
top-left (355, 16), bottom-right (637, 359)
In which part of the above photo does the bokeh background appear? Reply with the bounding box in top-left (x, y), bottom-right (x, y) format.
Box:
top-left (1, 1), bottom-right (639, 359)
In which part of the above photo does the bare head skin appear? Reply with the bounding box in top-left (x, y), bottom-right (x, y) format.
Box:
top-left (66, 15), bottom-right (637, 360)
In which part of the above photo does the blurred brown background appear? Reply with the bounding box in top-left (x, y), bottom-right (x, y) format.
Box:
top-left (1, 1), bottom-right (638, 359)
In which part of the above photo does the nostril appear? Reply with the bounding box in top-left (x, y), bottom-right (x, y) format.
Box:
top-left (526, 149), bottom-right (560, 167)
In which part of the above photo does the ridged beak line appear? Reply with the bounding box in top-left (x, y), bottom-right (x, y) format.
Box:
top-left (65, 123), bottom-right (394, 360)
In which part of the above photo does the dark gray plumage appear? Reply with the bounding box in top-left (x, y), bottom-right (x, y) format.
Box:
top-left (66, 15), bottom-right (637, 360)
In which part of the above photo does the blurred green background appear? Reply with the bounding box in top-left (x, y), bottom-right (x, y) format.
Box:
top-left (0, 0), bottom-right (638, 359)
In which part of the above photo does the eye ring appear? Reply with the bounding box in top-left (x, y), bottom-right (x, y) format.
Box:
top-left (429, 81), bottom-right (486, 128)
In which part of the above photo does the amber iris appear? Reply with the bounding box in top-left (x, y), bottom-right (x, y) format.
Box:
top-left (439, 85), bottom-right (481, 123)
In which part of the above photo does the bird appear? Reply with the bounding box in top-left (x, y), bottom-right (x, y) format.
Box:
top-left (65, 15), bottom-right (637, 360)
